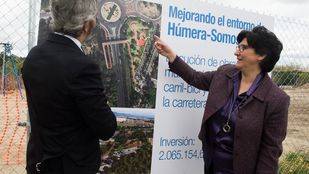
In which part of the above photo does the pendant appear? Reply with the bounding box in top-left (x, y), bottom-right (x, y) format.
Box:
top-left (222, 123), bottom-right (231, 133)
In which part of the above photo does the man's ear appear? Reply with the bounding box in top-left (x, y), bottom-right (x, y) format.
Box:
top-left (82, 21), bottom-right (90, 35)
top-left (83, 20), bottom-right (96, 35)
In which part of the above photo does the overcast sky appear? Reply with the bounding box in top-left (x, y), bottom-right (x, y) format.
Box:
top-left (0, 0), bottom-right (308, 68)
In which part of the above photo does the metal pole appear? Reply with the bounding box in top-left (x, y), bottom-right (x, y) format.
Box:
top-left (0, 43), bottom-right (7, 95)
top-left (28, 0), bottom-right (34, 51)
top-left (28, 0), bottom-right (38, 51)
top-left (1, 46), bottom-right (5, 95)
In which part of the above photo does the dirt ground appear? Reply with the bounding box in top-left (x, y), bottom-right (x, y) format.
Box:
top-left (282, 84), bottom-right (309, 155)
top-left (0, 86), bottom-right (308, 173)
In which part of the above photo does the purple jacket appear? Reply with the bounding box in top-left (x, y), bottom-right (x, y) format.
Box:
top-left (169, 57), bottom-right (290, 174)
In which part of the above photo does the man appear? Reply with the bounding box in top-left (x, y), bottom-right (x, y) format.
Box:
top-left (22, 0), bottom-right (117, 173)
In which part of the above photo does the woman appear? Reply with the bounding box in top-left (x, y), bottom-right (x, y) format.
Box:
top-left (154, 26), bottom-right (290, 174)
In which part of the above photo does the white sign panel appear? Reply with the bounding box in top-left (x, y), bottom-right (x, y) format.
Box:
top-left (151, 0), bottom-right (274, 173)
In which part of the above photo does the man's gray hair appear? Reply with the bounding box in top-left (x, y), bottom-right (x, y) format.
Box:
top-left (51, 0), bottom-right (98, 37)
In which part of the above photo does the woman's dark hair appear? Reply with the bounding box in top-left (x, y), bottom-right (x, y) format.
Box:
top-left (237, 26), bottom-right (283, 72)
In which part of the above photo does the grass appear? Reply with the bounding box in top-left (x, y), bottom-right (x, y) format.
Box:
top-left (279, 151), bottom-right (309, 174)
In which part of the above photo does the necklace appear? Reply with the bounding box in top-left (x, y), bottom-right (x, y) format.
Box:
top-left (222, 95), bottom-right (248, 133)
top-left (221, 72), bottom-right (264, 133)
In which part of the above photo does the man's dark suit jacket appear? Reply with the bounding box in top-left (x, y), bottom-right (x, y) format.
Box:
top-left (22, 33), bottom-right (117, 174)
top-left (169, 57), bottom-right (290, 174)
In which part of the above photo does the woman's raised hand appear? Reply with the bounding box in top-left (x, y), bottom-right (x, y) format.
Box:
top-left (154, 35), bottom-right (177, 63)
